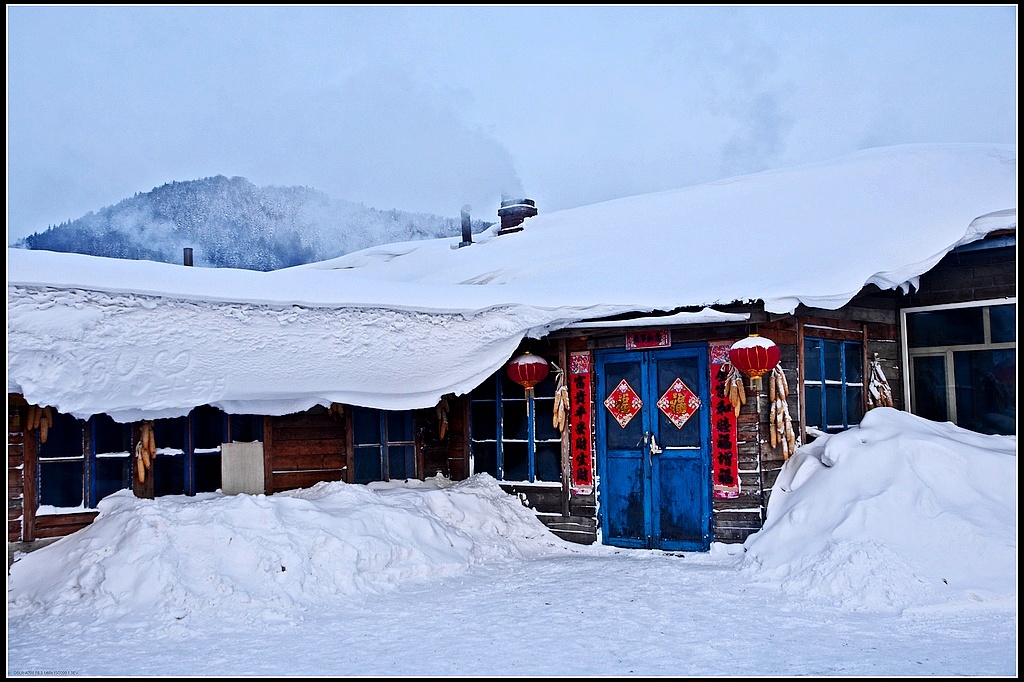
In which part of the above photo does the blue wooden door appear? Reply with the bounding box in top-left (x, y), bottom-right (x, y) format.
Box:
top-left (596, 346), bottom-right (712, 551)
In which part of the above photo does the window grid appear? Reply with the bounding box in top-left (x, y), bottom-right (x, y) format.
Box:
top-left (803, 338), bottom-right (864, 433)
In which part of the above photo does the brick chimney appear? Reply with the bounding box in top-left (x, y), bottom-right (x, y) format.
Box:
top-left (496, 198), bottom-right (537, 235)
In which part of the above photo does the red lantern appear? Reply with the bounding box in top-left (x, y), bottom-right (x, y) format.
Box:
top-left (507, 351), bottom-right (550, 395)
top-left (728, 334), bottom-right (780, 381)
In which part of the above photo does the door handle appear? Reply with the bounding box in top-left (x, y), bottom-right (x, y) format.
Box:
top-left (649, 433), bottom-right (663, 455)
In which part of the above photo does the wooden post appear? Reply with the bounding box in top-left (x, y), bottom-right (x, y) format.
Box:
top-left (22, 404), bottom-right (38, 542)
top-left (262, 416), bottom-right (274, 494)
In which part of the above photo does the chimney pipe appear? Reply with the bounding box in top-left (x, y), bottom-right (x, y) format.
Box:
top-left (459, 205), bottom-right (473, 248)
top-left (183, 247), bottom-right (193, 266)
top-left (497, 198), bottom-right (537, 235)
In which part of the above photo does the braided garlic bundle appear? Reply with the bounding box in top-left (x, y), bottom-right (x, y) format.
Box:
top-left (866, 355), bottom-right (894, 409)
top-left (769, 365), bottom-right (797, 459)
top-left (135, 420), bottom-right (156, 483)
top-left (724, 365), bottom-right (747, 417)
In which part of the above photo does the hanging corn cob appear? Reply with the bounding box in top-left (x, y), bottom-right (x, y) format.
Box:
top-left (136, 420), bottom-right (156, 484)
top-left (866, 353), bottom-right (894, 409)
top-left (25, 404), bottom-right (54, 443)
top-left (724, 364), bottom-right (747, 417)
top-left (551, 363), bottom-right (570, 435)
top-left (328, 402), bottom-right (345, 420)
top-left (435, 395), bottom-right (451, 440)
top-left (769, 365), bottom-right (797, 459)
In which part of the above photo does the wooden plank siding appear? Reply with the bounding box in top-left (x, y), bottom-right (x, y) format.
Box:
top-left (8, 395), bottom-right (28, 542)
top-left (263, 407), bottom-right (348, 493)
top-left (34, 511), bottom-right (99, 539)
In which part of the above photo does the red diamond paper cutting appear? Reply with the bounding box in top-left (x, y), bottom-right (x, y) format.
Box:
top-left (657, 378), bottom-right (702, 429)
top-left (604, 379), bottom-right (643, 428)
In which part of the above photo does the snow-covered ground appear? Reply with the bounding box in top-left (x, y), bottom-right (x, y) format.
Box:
top-left (7, 409), bottom-right (1017, 676)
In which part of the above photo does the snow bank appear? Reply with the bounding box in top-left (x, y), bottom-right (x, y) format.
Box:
top-left (741, 408), bottom-right (1017, 612)
top-left (7, 474), bottom-right (575, 626)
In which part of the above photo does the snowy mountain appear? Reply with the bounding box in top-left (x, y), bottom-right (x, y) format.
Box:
top-left (13, 175), bottom-right (492, 270)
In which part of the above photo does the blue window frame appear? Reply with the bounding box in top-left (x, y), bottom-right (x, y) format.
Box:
top-left (803, 338), bottom-right (863, 433)
top-left (34, 406), bottom-right (261, 509)
top-left (469, 369), bottom-right (561, 483)
top-left (351, 408), bottom-right (418, 484)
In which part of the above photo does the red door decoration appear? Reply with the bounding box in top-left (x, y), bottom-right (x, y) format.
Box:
top-left (710, 340), bottom-right (740, 499)
top-left (604, 379), bottom-right (643, 428)
top-left (626, 329), bottom-right (671, 349)
top-left (656, 378), bottom-right (701, 429)
top-left (569, 351), bottom-right (593, 496)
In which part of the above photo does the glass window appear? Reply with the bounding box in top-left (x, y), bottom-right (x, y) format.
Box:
top-left (907, 307), bottom-right (985, 347)
top-left (989, 304), bottom-right (1016, 344)
top-left (803, 338), bottom-right (863, 433)
top-left (37, 411), bottom-right (86, 509)
top-left (350, 407), bottom-right (418, 483)
top-left (906, 302), bottom-right (1015, 435)
top-left (470, 363), bottom-right (562, 483)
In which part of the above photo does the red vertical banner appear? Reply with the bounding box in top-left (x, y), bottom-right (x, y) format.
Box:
top-left (710, 340), bottom-right (740, 499)
top-left (569, 351), bottom-right (593, 496)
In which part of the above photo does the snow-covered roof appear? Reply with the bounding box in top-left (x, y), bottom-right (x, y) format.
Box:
top-left (7, 143), bottom-right (1016, 420)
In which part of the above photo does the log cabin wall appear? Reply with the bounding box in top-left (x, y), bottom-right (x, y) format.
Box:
top-left (8, 394), bottom-right (28, 542)
top-left (263, 406), bottom-right (349, 493)
top-left (899, 241), bottom-right (1015, 309)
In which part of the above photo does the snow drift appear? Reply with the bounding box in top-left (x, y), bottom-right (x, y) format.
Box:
top-left (741, 408), bottom-right (1017, 612)
top-left (7, 474), bottom-right (576, 626)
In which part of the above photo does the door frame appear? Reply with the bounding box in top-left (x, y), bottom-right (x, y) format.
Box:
top-left (595, 343), bottom-right (713, 551)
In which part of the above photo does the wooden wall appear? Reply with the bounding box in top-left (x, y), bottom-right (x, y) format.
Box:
top-left (263, 406), bottom-right (348, 493)
top-left (8, 394), bottom-right (27, 542)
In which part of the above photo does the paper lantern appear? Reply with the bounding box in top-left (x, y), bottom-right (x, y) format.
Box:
top-left (728, 335), bottom-right (780, 380)
top-left (507, 351), bottom-right (550, 394)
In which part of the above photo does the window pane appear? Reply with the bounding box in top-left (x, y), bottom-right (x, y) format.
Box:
top-left (229, 414), bottom-right (263, 443)
top-left (387, 444), bottom-right (416, 481)
top-left (823, 341), bottom-right (842, 382)
top-left (470, 374), bottom-right (497, 401)
top-left (911, 355), bottom-right (948, 422)
top-left (472, 441), bottom-right (497, 478)
top-left (385, 411), bottom-right (414, 443)
top-left (502, 442), bottom-right (528, 481)
top-left (846, 386), bottom-right (863, 426)
top-left (39, 460), bottom-right (83, 508)
top-left (192, 407), bottom-right (225, 450)
top-left (470, 401), bottom-right (497, 441)
top-left (953, 349), bottom-right (1016, 435)
top-left (93, 414), bottom-right (131, 454)
top-left (844, 343), bottom-right (863, 384)
top-left (989, 304), bottom-right (1016, 343)
top-left (825, 385), bottom-right (844, 430)
top-left (95, 457), bottom-right (130, 502)
top-left (907, 308), bottom-right (984, 347)
top-left (804, 385), bottom-right (823, 429)
top-left (502, 401), bottom-right (529, 441)
top-left (194, 452), bottom-right (221, 493)
top-left (353, 446), bottom-right (383, 484)
top-left (532, 371), bottom-right (557, 398)
top-left (153, 417), bottom-right (186, 452)
top-left (803, 339), bottom-right (822, 382)
top-left (534, 443), bottom-right (561, 483)
top-left (352, 407), bottom-right (381, 445)
top-left (533, 398), bottom-right (559, 441)
top-left (38, 413), bottom-right (85, 459)
top-left (154, 452), bottom-right (185, 496)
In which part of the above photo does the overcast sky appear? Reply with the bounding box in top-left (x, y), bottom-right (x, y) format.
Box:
top-left (6, 5), bottom-right (1017, 243)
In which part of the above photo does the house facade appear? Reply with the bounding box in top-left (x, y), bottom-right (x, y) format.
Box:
top-left (8, 144), bottom-right (1017, 550)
